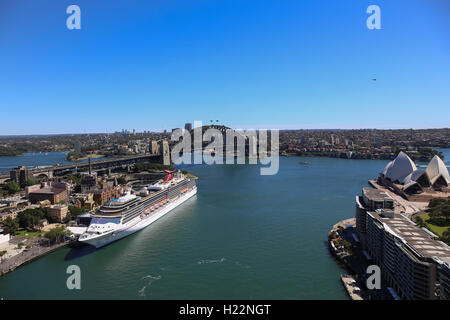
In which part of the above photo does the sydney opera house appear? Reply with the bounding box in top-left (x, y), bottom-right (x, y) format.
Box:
top-left (378, 152), bottom-right (450, 200)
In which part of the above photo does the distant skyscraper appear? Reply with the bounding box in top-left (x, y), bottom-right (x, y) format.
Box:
top-left (133, 128), bottom-right (136, 136)
top-left (185, 123), bottom-right (192, 131)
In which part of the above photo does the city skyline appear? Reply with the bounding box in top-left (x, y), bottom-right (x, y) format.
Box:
top-left (1, 125), bottom-right (450, 137)
top-left (1, 0), bottom-right (449, 135)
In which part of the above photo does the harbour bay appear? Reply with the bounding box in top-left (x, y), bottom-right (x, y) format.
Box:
top-left (0, 151), bottom-right (448, 299)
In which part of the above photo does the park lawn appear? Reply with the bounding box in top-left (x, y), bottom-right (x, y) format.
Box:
top-left (15, 228), bottom-right (42, 238)
top-left (422, 213), bottom-right (450, 237)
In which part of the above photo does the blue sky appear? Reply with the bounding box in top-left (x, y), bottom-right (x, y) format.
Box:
top-left (0, 0), bottom-right (449, 134)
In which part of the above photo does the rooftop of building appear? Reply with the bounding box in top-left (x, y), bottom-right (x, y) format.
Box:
top-left (48, 204), bottom-right (68, 209)
top-left (81, 172), bottom-right (97, 177)
top-left (369, 211), bottom-right (450, 260)
top-left (436, 256), bottom-right (450, 267)
top-left (362, 187), bottom-right (394, 202)
top-left (29, 187), bottom-right (66, 195)
top-left (89, 181), bottom-right (117, 193)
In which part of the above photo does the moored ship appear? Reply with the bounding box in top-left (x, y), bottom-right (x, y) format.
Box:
top-left (79, 170), bottom-right (196, 248)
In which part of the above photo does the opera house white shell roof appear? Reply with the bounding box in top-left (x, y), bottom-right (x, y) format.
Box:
top-left (425, 155), bottom-right (450, 185)
top-left (382, 152), bottom-right (449, 189)
top-left (383, 151), bottom-right (418, 183)
top-left (402, 169), bottom-right (427, 190)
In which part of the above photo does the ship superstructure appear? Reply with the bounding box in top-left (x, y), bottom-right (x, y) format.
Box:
top-left (79, 170), bottom-right (196, 248)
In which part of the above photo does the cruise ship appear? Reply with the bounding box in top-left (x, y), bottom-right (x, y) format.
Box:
top-left (78, 170), bottom-right (196, 248)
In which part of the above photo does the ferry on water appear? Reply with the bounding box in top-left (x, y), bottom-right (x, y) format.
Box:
top-left (79, 170), bottom-right (196, 248)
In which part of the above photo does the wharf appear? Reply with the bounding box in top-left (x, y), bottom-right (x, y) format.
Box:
top-left (340, 275), bottom-right (363, 300)
top-left (330, 218), bottom-right (355, 233)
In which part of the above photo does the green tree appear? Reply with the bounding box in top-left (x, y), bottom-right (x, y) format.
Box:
top-left (17, 212), bottom-right (38, 231)
top-left (68, 206), bottom-right (86, 217)
top-left (6, 181), bottom-right (20, 194)
top-left (25, 178), bottom-right (37, 186)
top-left (427, 197), bottom-right (450, 223)
top-left (67, 174), bottom-right (82, 193)
top-left (17, 207), bottom-right (46, 231)
top-left (441, 229), bottom-right (450, 245)
top-left (1, 216), bottom-right (19, 235)
top-left (44, 226), bottom-right (71, 244)
top-left (63, 215), bottom-right (72, 224)
top-left (0, 250), bottom-right (7, 262)
top-left (415, 216), bottom-right (426, 228)
top-left (66, 174), bottom-right (81, 185)
top-left (133, 162), bottom-right (173, 173)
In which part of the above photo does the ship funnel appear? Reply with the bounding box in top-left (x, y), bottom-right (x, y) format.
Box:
top-left (163, 170), bottom-right (177, 182)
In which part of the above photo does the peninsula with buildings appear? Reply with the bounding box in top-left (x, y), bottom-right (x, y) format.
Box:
top-left (0, 128), bottom-right (448, 161)
top-left (329, 151), bottom-right (450, 300)
top-left (280, 128), bottom-right (449, 160)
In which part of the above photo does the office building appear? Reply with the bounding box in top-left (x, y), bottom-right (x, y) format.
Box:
top-left (10, 166), bottom-right (32, 187)
top-left (28, 187), bottom-right (68, 205)
top-left (47, 205), bottom-right (69, 223)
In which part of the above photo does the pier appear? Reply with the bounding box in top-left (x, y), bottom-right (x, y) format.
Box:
top-left (340, 275), bottom-right (363, 300)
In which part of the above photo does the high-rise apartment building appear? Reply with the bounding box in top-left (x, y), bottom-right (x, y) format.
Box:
top-left (355, 188), bottom-right (450, 300)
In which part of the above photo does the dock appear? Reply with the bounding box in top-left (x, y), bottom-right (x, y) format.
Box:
top-left (340, 275), bottom-right (363, 300)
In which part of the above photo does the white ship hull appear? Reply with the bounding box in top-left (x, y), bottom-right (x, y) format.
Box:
top-left (80, 186), bottom-right (197, 248)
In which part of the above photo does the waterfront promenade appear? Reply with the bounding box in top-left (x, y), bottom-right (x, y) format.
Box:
top-left (368, 180), bottom-right (422, 218)
top-left (0, 238), bottom-right (71, 276)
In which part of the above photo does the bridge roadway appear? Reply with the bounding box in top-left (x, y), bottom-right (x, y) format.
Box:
top-left (0, 154), bottom-right (163, 180)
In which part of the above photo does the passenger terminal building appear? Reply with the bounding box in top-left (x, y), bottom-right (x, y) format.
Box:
top-left (355, 152), bottom-right (450, 300)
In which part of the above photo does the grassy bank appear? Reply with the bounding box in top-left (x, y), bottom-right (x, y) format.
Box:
top-left (421, 213), bottom-right (449, 238)
top-left (67, 152), bottom-right (105, 161)
top-left (15, 229), bottom-right (42, 239)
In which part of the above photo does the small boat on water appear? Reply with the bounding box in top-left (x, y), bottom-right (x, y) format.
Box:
top-left (299, 161), bottom-right (310, 165)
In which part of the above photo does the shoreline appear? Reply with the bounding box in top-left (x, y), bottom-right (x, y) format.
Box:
top-left (281, 151), bottom-right (443, 162)
top-left (0, 240), bottom-right (73, 277)
top-left (67, 154), bottom-right (105, 162)
top-left (327, 218), bottom-right (358, 273)
top-left (327, 217), bottom-right (366, 300)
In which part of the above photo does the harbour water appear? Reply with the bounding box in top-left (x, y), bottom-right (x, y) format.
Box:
top-left (0, 150), bottom-right (448, 299)
top-left (0, 152), bottom-right (71, 175)
top-left (0, 151), bottom-right (110, 176)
